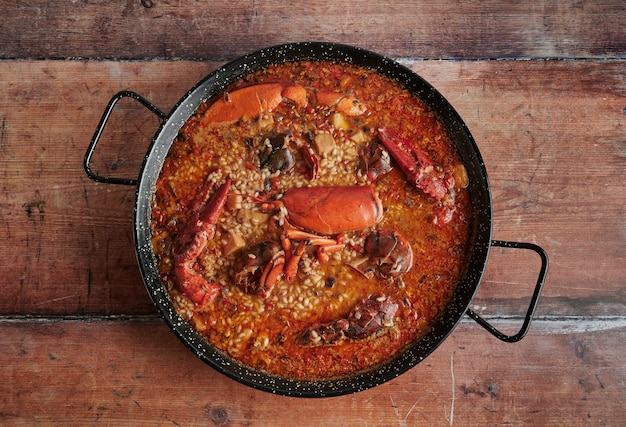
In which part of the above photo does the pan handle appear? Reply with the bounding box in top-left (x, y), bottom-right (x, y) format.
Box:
top-left (466, 240), bottom-right (548, 343)
top-left (83, 90), bottom-right (166, 186)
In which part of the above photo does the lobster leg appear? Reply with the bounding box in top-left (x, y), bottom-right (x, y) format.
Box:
top-left (256, 251), bottom-right (285, 298)
top-left (283, 242), bottom-right (305, 282)
top-left (282, 223), bottom-right (346, 280)
top-left (173, 178), bottom-right (231, 310)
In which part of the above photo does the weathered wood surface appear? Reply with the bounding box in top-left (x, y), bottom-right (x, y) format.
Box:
top-left (1, 0), bottom-right (626, 424)
top-left (1, 0), bottom-right (625, 60)
top-left (2, 60), bottom-right (624, 317)
top-left (1, 57), bottom-right (625, 424)
top-left (1, 319), bottom-right (624, 425)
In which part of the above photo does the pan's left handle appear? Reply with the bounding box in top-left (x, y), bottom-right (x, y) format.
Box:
top-left (466, 240), bottom-right (548, 343)
top-left (83, 90), bottom-right (166, 186)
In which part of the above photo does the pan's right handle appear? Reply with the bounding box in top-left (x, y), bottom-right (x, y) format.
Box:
top-left (466, 240), bottom-right (548, 343)
top-left (83, 90), bottom-right (166, 186)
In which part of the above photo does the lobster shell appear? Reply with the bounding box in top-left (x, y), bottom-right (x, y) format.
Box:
top-left (282, 185), bottom-right (383, 235)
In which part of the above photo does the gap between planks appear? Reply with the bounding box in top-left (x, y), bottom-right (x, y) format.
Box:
top-left (1, 315), bottom-right (625, 334)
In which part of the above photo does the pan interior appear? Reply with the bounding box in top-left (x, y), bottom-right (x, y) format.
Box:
top-left (133, 42), bottom-right (492, 397)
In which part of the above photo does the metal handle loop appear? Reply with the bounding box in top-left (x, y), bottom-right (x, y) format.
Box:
top-left (83, 90), bottom-right (166, 186)
top-left (466, 240), bottom-right (549, 343)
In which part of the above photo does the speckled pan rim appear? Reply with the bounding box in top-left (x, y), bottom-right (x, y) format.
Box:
top-left (133, 42), bottom-right (493, 397)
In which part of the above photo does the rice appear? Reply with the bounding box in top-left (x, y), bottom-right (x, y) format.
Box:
top-left (150, 60), bottom-right (471, 380)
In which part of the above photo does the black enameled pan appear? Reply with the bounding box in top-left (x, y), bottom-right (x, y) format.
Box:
top-left (84, 42), bottom-right (548, 397)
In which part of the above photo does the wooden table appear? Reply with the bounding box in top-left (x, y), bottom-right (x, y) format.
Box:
top-left (2, 1), bottom-right (625, 425)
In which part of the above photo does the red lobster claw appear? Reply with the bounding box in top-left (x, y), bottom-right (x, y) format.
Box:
top-left (173, 178), bottom-right (232, 310)
top-left (377, 127), bottom-right (447, 200)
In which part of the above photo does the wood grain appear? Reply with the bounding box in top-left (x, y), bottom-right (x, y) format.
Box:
top-left (0, 319), bottom-right (623, 425)
top-left (2, 1), bottom-right (626, 423)
top-left (1, 0), bottom-right (625, 60)
top-left (1, 60), bottom-right (624, 317)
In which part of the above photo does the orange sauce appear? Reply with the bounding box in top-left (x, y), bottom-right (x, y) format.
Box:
top-left (150, 61), bottom-right (471, 380)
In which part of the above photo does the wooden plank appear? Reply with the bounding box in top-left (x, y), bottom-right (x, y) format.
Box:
top-left (0, 319), bottom-right (624, 425)
top-left (414, 60), bottom-right (626, 318)
top-left (1, 1), bottom-right (625, 60)
top-left (1, 59), bottom-right (624, 316)
top-left (308, 49), bottom-right (626, 312)
top-left (0, 61), bottom-right (221, 316)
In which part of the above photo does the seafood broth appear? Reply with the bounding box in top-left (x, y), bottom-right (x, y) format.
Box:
top-left (150, 60), bottom-right (471, 380)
